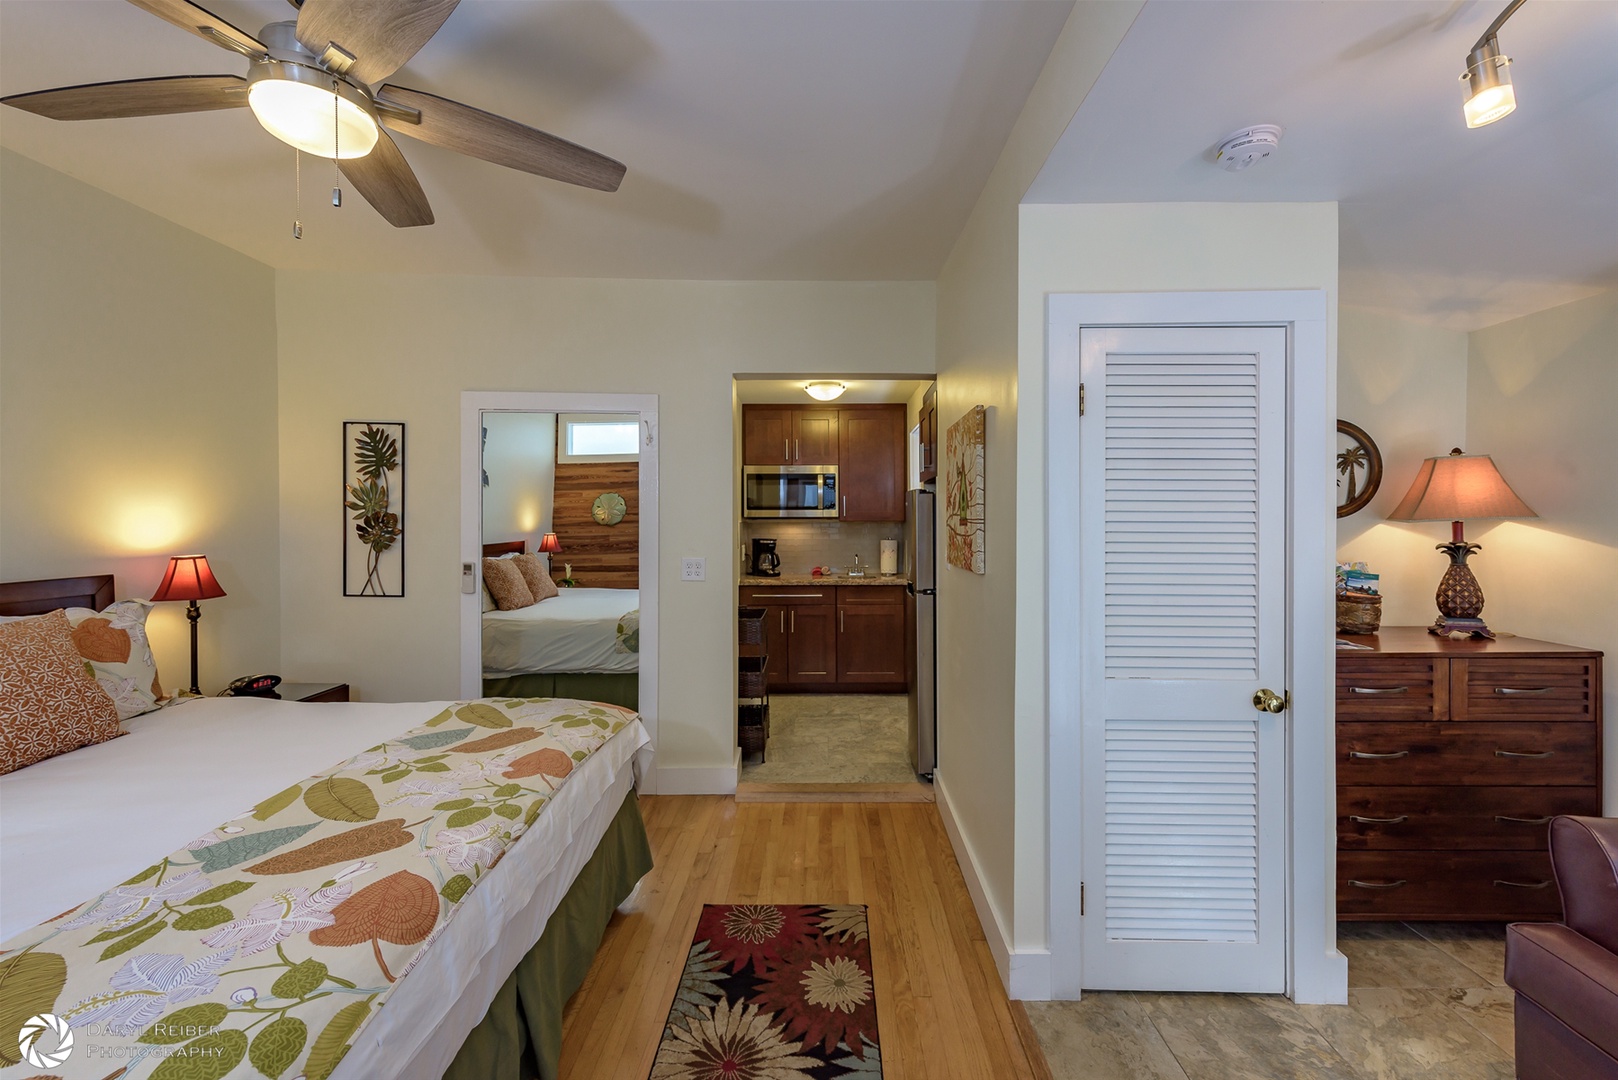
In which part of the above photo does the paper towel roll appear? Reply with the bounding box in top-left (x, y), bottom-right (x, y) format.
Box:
top-left (880, 539), bottom-right (898, 576)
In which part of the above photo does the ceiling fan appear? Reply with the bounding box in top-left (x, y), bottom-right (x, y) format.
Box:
top-left (1, 0), bottom-right (626, 228)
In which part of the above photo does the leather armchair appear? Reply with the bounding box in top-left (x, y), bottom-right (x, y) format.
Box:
top-left (1504, 815), bottom-right (1618, 1080)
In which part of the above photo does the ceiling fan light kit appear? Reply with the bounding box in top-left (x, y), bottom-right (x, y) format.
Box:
top-left (1, 0), bottom-right (626, 230)
top-left (1460, 0), bottom-right (1527, 128)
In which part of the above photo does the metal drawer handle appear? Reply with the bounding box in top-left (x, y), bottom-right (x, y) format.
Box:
top-left (1348, 879), bottom-right (1408, 890)
top-left (1495, 815), bottom-right (1553, 826)
top-left (1349, 750), bottom-right (1410, 759)
top-left (1348, 686), bottom-right (1409, 695)
top-left (1495, 749), bottom-right (1555, 759)
top-left (1494, 879), bottom-right (1554, 890)
top-left (1349, 815), bottom-right (1409, 824)
top-left (1495, 687), bottom-right (1553, 695)
top-left (758, 593), bottom-right (825, 598)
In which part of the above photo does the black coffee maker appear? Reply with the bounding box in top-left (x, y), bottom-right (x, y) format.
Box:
top-left (751, 538), bottom-right (781, 577)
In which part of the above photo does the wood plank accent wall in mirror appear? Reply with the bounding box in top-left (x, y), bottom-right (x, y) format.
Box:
top-left (551, 462), bottom-right (639, 588)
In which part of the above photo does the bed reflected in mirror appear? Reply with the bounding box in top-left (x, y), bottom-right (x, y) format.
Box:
top-left (479, 410), bottom-right (640, 710)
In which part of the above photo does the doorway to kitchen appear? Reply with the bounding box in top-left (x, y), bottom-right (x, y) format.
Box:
top-left (732, 374), bottom-right (937, 798)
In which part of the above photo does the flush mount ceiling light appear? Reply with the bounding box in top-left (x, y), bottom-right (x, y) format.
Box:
top-left (1461, 0), bottom-right (1527, 128)
top-left (804, 381), bottom-right (847, 401)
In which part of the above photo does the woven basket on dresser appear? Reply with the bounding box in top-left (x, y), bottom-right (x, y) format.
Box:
top-left (1336, 592), bottom-right (1382, 634)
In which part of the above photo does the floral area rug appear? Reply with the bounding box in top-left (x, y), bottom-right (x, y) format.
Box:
top-left (650, 903), bottom-right (882, 1078)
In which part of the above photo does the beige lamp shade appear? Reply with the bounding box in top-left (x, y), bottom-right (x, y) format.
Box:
top-left (1386, 449), bottom-right (1537, 522)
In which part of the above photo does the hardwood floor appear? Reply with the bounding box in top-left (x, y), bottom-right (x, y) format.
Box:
top-left (559, 795), bottom-right (1045, 1078)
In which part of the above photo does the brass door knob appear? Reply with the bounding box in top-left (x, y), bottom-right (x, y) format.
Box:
top-left (1253, 688), bottom-right (1287, 714)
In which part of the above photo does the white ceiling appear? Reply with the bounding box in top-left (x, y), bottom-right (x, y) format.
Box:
top-left (0, 0), bottom-right (1073, 280)
top-left (1030, 0), bottom-right (1618, 331)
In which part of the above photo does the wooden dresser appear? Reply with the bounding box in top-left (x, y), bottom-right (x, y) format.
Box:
top-left (1336, 627), bottom-right (1603, 921)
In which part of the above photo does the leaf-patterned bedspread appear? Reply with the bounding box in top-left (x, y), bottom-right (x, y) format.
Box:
top-left (0, 698), bottom-right (637, 1079)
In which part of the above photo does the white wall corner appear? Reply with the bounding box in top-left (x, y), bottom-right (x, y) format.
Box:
top-left (935, 771), bottom-right (1050, 999)
top-left (653, 748), bottom-right (740, 795)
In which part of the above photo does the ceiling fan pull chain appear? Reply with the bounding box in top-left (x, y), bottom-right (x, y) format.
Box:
top-left (293, 148), bottom-right (302, 240)
top-left (331, 81), bottom-right (342, 208)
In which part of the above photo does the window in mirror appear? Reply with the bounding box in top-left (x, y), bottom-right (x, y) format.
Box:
top-left (559, 413), bottom-right (640, 462)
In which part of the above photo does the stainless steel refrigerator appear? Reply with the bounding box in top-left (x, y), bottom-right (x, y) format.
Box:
top-left (906, 488), bottom-right (936, 778)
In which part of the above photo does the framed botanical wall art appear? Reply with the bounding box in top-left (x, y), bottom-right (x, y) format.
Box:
top-left (343, 421), bottom-right (405, 596)
top-left (945, 405), bottom-right (986, 574)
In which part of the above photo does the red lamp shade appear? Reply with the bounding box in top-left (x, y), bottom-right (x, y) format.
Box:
top-left (538, 532), bottom-right (562, 554)
top-left (150, 555), bottom-right (227, 603)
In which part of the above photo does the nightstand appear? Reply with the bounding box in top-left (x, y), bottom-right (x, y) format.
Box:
top-left (276, 682), bottom-right (350, 703)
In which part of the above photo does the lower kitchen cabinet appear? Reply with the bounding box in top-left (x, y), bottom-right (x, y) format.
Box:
top-left (836, 587), bottom-right (906, 689)
top-left (741, 584), bottom-right (905, 692)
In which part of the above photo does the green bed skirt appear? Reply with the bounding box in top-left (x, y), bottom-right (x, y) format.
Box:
top-left (482, 673), bottom-right (639, 711)
top-left (441, 787), bottom-right (653, 1080)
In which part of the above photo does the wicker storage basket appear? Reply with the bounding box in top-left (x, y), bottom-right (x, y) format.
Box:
top-left (738, 655), bottom-right (769, 699)
top-left (738, 607), bottom-right (768, 647)
top-left (1336, 592), bottom-right (1382, 634)
top-left (739, 723), bottom-right (767, 759)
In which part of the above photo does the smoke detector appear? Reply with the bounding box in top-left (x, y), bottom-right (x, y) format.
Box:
top-left (1214, 124), bottom-right (1284, 171)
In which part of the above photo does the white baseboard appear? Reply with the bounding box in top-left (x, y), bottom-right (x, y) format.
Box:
top-left (933, 770), bottom-right (1051, 1000)
top-left (653, 748), bottom-right (741, 795)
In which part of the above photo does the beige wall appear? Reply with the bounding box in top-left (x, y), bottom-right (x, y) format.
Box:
top-left (0, 150), bottom-right (281, 694)
top-left (275, 273), bottom-right (934, 770)
top-left (1466, 289), bottom-right (1618, 811)
top-left (480, 410), bottom-right (556, 553)
top-left (932, 0), bottom-right (1144, 969)
top-left (1336, 308), bottom-right (1470, 624)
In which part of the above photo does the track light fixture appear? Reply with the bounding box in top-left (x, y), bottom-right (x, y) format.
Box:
top-left (1461, 0), bottom-right (1527, 128)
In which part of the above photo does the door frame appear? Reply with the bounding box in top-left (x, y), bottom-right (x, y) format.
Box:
top-left (460, 391), bottom-right (660, 793)
top-left (1045, 291), bottom-right (1346, 1004)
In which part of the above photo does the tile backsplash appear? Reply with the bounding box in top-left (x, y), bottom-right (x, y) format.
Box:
top-left (742, 520), bottom-right (904, 576)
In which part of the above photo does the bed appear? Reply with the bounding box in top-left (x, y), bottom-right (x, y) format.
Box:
top-left (0, 575), bottom-right (653, 1080)
top-left (480, 541), bottom-right (639, 709)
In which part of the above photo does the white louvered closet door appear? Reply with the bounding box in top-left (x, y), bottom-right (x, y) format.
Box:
top-left (1078, 325), bottom-right (1289, 992)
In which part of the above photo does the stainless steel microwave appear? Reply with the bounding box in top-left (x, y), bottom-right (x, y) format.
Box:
top-left (743, 465), bottom-right (838, 518)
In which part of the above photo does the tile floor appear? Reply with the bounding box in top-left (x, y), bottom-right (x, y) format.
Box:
top-left (739, 693), bottom-right (919, 784)
top-left (1026, 922), bottom-right (1517, 1080)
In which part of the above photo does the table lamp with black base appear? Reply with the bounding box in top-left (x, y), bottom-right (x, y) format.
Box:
top-left (1386, 448), bottom-right (1536, 639)
top-left (151, 554), bottom-right (227, 695)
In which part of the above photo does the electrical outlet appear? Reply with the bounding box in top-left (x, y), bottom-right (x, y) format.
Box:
top-left (681, 557), bottom-right (706, 582)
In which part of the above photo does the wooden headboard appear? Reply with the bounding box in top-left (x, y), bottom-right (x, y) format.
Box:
top-left (0, 574), bottom-right (116, 616)
top-left (481, 540), bottom-right (526, 558)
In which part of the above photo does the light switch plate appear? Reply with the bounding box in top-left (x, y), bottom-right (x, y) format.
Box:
top-left (681, 557), bottom-right (706, 582)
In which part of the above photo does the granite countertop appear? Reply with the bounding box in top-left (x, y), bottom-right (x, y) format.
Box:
top-left (739, 574), bottom-right (905, 587)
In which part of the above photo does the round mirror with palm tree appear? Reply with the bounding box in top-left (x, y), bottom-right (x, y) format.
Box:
top-left (1336, 420), bottom-right (1382, 517)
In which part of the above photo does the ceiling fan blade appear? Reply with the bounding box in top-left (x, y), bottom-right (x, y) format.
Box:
top-left (2, 75), bottom-right (248, 121)
top-left (295, 0), bottom-right (460, 87)
top-left (126, 0), bottom-right (265, 56)
top-left (378, 86), bottom-right (625, 192)
top-left (338, 129), bottom-right (434, 227)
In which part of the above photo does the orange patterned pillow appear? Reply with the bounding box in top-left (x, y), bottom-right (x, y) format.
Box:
top-left (513, 553), bottom-right (560, 602)
top-left (482, 557), bottom-right (535, 611)
top-left (0, 609), bottom-right (124, 774)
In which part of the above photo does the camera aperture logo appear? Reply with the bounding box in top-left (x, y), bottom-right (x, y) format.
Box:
top-left (19, 1012), bottom-right (73, 1068)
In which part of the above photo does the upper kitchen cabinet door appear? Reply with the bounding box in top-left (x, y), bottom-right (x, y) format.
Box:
top-left (793, 409), bottom-right (840, 464)
top-left (743, 406), bottom-right (794, 466)
top-left (838, 405), bottom-right (906, 521)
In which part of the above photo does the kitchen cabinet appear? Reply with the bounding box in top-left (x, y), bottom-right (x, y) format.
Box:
top-left (740, 584), bottom-right (906, 692)
top-left (1335, 628), bottom-right (1602, 921)
top-left (836, 586), bottom-right (906, 688)
top-left (740, 586), bottom-right (837, 688)
top-left (742, 406), bottom-right (839, 466)
top-left (837, 404), bottom-right (906, 522)
top-left (918, 383), bottom-right (937, 484)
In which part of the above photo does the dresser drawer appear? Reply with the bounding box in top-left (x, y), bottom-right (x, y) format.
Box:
top-left (1337, 785), bottom-right (1601, 850)
top-left (1338, 722), bottom-right (1599, 786)
top-left (1456, 657), bottom-right (1597, 722)
top-left (1336, 657), bottom-right (1441, 721)
top-left (1338, 850), bottom-right (1562, 918)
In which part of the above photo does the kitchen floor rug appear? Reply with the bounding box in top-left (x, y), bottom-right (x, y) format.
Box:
top-left (650, 903), bottom-right (882, 1078)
